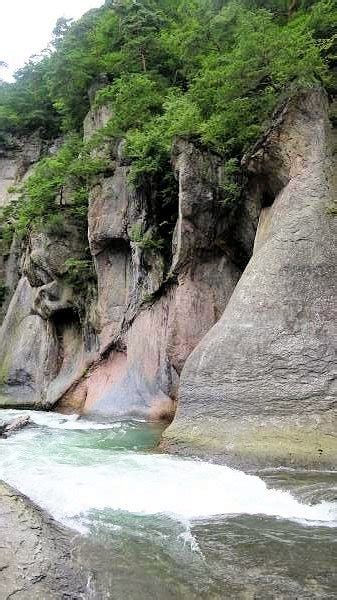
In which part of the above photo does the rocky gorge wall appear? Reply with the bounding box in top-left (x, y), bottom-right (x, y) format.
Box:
top-left (0, 88), bottom-right (336, 463)
top-left (166, 89), bottom-right (337, 466)
top-left (0, 132), bottom-right (46, 321)
top-left (0, 99), bottom-right (243, 418)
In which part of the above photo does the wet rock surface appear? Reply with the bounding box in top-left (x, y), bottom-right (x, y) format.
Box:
top-left (0, 415), bottom-right (31, 438)
top-left (0, 481), bottom-right (91, 599)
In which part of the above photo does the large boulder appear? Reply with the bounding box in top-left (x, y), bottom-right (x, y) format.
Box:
top-left (166, 89), bottom-right (337, 464)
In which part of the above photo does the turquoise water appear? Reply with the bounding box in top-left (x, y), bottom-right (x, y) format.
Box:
top-left (0, 409), bottom-right (336, 598)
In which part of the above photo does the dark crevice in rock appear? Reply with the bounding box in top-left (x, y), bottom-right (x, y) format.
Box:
top-left (261, 187), bottom-right (276, 209)
top-left (94, 237), bottom-right (131, 258)
top-left (52, 309), bottom-right (82, 374)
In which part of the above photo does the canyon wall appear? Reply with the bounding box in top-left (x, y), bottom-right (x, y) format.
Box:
top-left (0, 88), bottom-right (335, 452)
top-left (0, 103), bottom-right (243, 417)
top-left (166, 89), bottom-right (337, 465)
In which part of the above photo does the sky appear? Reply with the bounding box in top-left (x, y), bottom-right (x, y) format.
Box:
top-left (0, 0), bottom-right (104, 81)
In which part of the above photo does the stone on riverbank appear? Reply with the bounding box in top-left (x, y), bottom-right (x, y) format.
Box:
top-left (0, 481), bottom-right (92, 599)
top-left (0, 415), bottom-right (31, 438)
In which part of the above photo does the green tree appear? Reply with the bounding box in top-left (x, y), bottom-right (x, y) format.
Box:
top-left (0, 0), bottom-right (335, 226)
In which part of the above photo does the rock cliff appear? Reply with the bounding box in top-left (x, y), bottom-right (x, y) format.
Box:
top-left (0, 88), bottom-right (336, 455)
top-left (166, 89), bottom-right (337, 465)
top-left (0, 481), bottom-right (90, 599)
top-left (0, 95), bottom-right (242, 418)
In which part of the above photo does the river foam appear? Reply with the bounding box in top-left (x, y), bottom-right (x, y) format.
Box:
top-left (0, 411), bottom-right (336, 532)
top-left (1, 408), bottom-right (121, 430)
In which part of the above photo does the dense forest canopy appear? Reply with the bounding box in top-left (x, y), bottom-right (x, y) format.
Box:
top-left (0, 0), bottom-right (336, 243)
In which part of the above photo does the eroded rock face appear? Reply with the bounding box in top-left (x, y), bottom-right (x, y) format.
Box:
top-left (23, 227), bottom-right (85, 319)
top-left (5, 90), bottom-right (334, 429)
top-left (0, 102), bottom-right (240, 417)
top-left (171, 139), bottom-right (228, 271)
top-left (58, 129), bottom-right (240, 419)
top-left (167, 89), bottom-right (337, 451)
top-left (83, 104), bottom-right (113, 142)
top-left (0, 213), bottom-right (93, 407)
top-left (0, 133), bottom-right (46, 322)
top-left (0, 132), bottom-right (43, 208)
top-left (0, 235), bottom-right (22, 323)
top-left (0, 277), bottom-right (59, 407)
top-left (0, 135), bottom-right (62, 406)
top-left (88, 163), bottom-right (139, 346)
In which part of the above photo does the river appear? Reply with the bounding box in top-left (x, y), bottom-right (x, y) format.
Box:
top-left (0, 409), bottom-right (336, 599)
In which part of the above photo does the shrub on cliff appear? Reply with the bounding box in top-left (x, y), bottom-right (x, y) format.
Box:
top-left (1, 135), bottom-right (108, 243)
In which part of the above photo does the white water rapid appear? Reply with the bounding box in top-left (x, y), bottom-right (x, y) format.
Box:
top-left (0, 410), bottom-right (336, 534)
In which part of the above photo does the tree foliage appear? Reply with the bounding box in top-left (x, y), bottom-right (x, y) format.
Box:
top-left (0, 0), bottom-right (335, 232)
